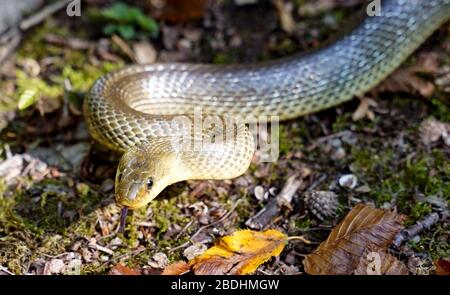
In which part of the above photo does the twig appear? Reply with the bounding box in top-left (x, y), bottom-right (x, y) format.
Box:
top-left (20, 0), bottom-right (71, 31)
top-left (0, 265), bottom-right (14, 275)
top-left (245, 175), bottom-right (301, 230)
top-left (131, 221), bottom-right (155, 227)
top-left (0, 29), bottom-right (21, 65)
top-left (392, 212), bottom-right (440, 248)
top-left (305, 174), bottom-right (327, 192)
top-left (101, 246), bottom-right (146, 268)
top-left (42, 252), bottom-right (72, 259)
top-left (168, 199), bottom-right (242, 253)
top-left (307, 130), bottom-right (353, 151)
top-left (44, 33), bottom-right (93, 50)
top-left (296, 226), bottom-right (333, 232)
top-left (175, 219), bottom-right (194, 240)
top-left (89, 243), bottom-right (115, 256)
top-left (1, 0), bottom-right (71, 65)
top-left (286, 236), bottom-right (311, 244)
top-left (111, 35), bottom-right (136, 62)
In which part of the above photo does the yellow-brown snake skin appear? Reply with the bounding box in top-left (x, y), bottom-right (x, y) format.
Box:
top-left (84, 0), bottom-right (450, 210)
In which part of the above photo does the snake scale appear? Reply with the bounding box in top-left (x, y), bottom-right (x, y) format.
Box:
top-left (84, 0), bottom-right (450, 211)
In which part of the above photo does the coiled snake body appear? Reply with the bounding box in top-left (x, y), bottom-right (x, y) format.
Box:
top-left (84, 0), bottom-right (450, 210)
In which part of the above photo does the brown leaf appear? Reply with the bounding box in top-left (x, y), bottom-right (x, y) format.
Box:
top-left (410, 52), bottom-right (441, 74)
top-left (189, 229), bottom-right (289, 275)
top-left (375, 68), bottom-right (435, 97)
top-left (354, 244), bottom-right (408, 275)
top-left (435, 259), bottom-right (450, 275)
top-left (419, 117), bottom-right (450, 146)
top-left (352, 97), bottom-right (378, 121)
top-left (109, 263), bottom-right (141, 275)
top-left (303, 204), bottom-right (405, 275)
top-left (162, 261), bottom-right (190, 275)
top-left (149, 0), bottom-right (206, 23)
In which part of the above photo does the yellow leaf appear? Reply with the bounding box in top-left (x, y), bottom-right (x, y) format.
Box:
top-left (189, 229), bottom-right (288, 275)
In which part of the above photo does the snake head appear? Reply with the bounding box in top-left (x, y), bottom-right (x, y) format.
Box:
top-left (115, 145), bottom-right (176, 210)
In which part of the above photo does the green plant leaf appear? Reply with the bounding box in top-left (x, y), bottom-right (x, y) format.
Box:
top-left (117, 24), bottom-right (135, 39)
top-left (18, 89), bottom-right (38, 110)
top-left (98, 2), bottom-right (158, 39)
top-left (136, 14), bottom-right (158, 35)
top-left (102, 23), bottom-right (117, 36)
top-left (124, 7), bottom-right (141, 22)
top-left (101, 2), bottom-right (129, 21)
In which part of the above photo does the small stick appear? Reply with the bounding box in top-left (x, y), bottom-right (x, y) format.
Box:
top-left (286, 236), bottom-right (311, 244)
top-left (20, 0), bottom-right (71, 31)
top-left (0, 266), bottom-right (14, 275)
top-left (392, 212), bottom-right (440, 248)
top-left (111, 35), bottom-right (137, 62)
top-left (245, 175), bottom-right (301, 230)
top-left (0, 29), bottom-right (21, 65)
top-left (169, 199), bottom-right (242, 253)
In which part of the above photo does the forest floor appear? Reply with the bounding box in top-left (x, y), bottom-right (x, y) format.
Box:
top-left (0, 0), bottom-right (448, 275)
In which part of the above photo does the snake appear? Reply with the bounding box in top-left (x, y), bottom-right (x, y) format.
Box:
top-left (84, 0), bottom-right (450, 215)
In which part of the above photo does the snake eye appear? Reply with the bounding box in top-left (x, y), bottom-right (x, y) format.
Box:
top-left (117, 172), bottom-right (123, 182)
top-left (146, 177), bottom-right (153, 189)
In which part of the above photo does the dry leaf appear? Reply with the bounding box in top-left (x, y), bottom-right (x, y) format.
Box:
top-left (133, 41), bottom-right (157, 64)
top-left (435, 259), bottom-right (450, 275)
top-left (352, 97), bottom-right (377, 121)
top-left (354, 245), bottom-right (408, 275)
top-left (410, 52), bottom-right (441, 74)
top-left (419, 117), bottom-right (450, 146)
top-left (150, 0), bottom-right (206, 22)
top-left (162, 261), bottom-right (190, 275)
top-left (189, 229), bottom-right (288, 275)
top-left (375, 68), bottom-right (435, 97)
top-left (303, 204), bottom-right (405, 275)
top-left (110, 263), bottom-right (141, 275)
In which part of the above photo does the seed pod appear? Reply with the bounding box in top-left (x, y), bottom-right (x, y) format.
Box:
top-left (304, 191), bottom-right (339, 221)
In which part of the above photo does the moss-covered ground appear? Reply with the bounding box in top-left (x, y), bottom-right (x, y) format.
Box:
top-left (0, 1), bottom-right (448, 274)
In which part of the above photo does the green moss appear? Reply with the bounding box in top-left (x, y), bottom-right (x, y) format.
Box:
top-left (18, 19), bottom-right (70, 60)
top-left (332, 112), bottom-right (352, 132)
top-left (408, 225), bottom-right (450, 260)
top-left (409, 202), bottom-right (433, 220)
top-left (278, 124), bottom-right (304, 156)
top-left (430, 98), bottom-right (450, 122)
top-left (11, 179), bottom-right (101, 235)
top-left (15, 69), bottom-right (62, 111)
top-left (295, 218), bottom-right (311, 230)
top-left (59, 61), bottom-right (123, 94)
top-left (10, 16), bottom-right (124, 114)
top-left (213, 52), bottom-right (236, 65)
top-left (0, 237), bottom-right (32, 274)
top-left (350, 143), bottom-right (449, 222)
top-left (150, 199), bottom-right (186, 235)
